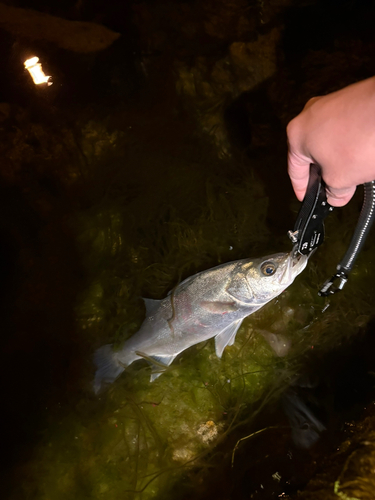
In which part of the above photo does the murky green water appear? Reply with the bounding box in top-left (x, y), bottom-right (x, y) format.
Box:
top-left (3, 100), bottom-right (375, 500)
top-left (3, 1), bottom-right (375, 499)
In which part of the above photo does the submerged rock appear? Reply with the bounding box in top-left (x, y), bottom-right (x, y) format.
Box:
top-left (287, 409), bottom-right (375, 500)
top-left (0, 3), bottom-right (120, 53)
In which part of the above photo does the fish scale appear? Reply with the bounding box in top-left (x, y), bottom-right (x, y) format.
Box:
top-left (93, 251), bottom-right (308, 393)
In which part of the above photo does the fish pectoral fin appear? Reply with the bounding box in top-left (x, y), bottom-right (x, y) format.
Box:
top-left (215, 319), bottom-right (242, 358)
top-left (201, 301), bottom-right (238, 313)
top-left (226, 276), bottom-right (254, 303)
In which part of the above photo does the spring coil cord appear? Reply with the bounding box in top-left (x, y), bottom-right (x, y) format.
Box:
top-left (319, 181), bottom-right (375, 296)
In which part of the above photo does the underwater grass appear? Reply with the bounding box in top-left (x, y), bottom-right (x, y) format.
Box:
top-left (15, 144), bottom-right (375, 500)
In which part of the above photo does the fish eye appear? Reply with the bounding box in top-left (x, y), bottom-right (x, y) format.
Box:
top-left (261, 261), bottom-right (277, 276)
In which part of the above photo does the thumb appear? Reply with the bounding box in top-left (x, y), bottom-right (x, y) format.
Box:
top-left (325, 185), bottom-right (356, 207)
top-left (287, 151), bottom-right (311, 202)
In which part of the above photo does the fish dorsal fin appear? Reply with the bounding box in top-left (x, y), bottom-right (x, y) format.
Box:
top-left (215, 319), bottom-right (242, 358)
top-left (143, 298), bottom-right (161, 316)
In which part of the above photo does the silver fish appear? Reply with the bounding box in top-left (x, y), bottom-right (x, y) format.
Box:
top-left (94, 251), bottom-right (308, 393)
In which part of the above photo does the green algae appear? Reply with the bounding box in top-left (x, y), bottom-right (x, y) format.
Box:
top-left (11, 128), bottom-right (375, 500)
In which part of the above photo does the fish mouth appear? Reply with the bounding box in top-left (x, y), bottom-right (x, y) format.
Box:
top-left (291, 251), bottom-right (309, 270)
top-left (280, 252), bottom-right (309, 285)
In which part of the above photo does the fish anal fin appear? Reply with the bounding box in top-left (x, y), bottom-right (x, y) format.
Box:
top-left (135, 351), bottom-right (176, 369)
top-left (143, 298), bottom-right (161, 316)
top-left (135, 351), bottom-right (177, 382)
top-left (215, 319), bottom-right (242, 358)
top-left (150, 371), bottom-right (164, 382)
top-left (152, 353), bottom-right (176, 367)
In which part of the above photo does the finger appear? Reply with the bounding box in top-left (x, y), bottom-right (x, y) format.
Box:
top-left (325, 185), bottom-right (356, 207)
top-left (302, 96), bottom-right (321, 110)
top-left (287, 150), bottom-right (311, 201)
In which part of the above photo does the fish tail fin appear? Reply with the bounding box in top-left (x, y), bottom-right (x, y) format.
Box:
top-left (93, 344), bottom-right (125, 394)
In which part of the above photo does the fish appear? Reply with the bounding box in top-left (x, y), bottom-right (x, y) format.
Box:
top-left (282, 387), bottom-right (326, 449)
top-left (93, 251), bottom-right (308, 393)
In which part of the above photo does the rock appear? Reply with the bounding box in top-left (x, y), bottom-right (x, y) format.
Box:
top-left (0, 2), bottom-right (120, 53)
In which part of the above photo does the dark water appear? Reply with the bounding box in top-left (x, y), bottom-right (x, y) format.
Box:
top-left (2, 1), bottom-right (375, 499)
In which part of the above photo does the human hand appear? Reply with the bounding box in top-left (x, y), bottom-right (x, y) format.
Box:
top-left (287, 77), bottom-right (375, 207)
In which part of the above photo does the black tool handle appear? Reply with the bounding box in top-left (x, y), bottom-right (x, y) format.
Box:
top-left (289, 163), bottom-right (333, 256)
top-left (340, 181), bottom-right (375, 272)
top-left (319, 180), bottom-right (375, 296)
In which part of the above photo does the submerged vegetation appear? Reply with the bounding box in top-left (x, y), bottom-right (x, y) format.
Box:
top-left (4, 1), bottom-right (375, 497)
top-left (9, 121), bottom-right (375, 499)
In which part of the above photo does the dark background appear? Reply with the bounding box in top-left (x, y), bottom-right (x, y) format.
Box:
top-left (2, 0), bottom-right (375, 498)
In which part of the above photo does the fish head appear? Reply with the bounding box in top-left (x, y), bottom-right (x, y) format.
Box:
top-left (241, 252), bottom-right (308, 305)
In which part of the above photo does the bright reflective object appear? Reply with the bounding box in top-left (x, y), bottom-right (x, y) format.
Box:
top-left (24, 56), bottom-right (52, 85)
